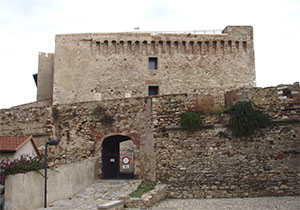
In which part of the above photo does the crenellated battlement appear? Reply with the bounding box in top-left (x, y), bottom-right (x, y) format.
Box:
top-left (87, 38), bottom-right (250, 56)
top-left (56, 26), bottom-right (253, 57)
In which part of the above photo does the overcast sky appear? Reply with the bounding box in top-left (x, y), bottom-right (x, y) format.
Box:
top-left (0, 0), bottom-right (299, 109)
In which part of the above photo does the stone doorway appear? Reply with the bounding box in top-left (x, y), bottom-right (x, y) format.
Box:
top-left (101, 135), bottom-right (135, 179)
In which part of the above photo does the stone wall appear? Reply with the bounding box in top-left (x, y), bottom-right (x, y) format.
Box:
top-left (0, 84), bottom-right (299, 199)
top-left (225, 82), bottom-right (300, 120)
top-left (154, 124), bottom-right (299, 198)
top-left (51, 97), bottom-right (155, 181)
top-left (52, 26), bottom-right (255, 105)
top-left (0, 106), bottom-right (53, 147)
top-left (152, 92), bottom-right (300, 198)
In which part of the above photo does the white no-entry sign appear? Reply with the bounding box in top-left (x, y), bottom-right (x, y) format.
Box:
top-left (122, 156), bottom-right (130, 165)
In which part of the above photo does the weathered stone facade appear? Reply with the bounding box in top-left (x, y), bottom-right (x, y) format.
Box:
top-left (0, 84), bottom-right (299, 198)
top-left (0, 106), bottom-right (53, 147)
top-left (37, 26), bottom-right (255, 105)
top-left (51, 97), bottom-right (155, 181)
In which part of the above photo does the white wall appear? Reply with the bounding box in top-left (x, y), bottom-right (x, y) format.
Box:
top-left (0, 141), bottom-right (38, 161)
top-left (4, 157), bottom-right (99, 210)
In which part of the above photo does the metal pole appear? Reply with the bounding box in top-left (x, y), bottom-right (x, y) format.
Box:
top-left (44, 143), bottom-right (48, 208)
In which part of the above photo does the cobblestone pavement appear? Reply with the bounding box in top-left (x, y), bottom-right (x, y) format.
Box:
top-left (38, 180), bottom-right (299, 210)
top-left (39, 179), bottom-right (141, 210)
top-left (148, 196), bottom-right (300, 210)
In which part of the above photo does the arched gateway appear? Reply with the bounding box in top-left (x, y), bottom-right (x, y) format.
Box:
top-left (101, 135), bottom-right (135, 179)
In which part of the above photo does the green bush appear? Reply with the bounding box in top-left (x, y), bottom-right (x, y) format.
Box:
top-left (180, 111), bottom-right (203, 132)
top-left (0, 155), bottom-right (44, 184)
top-left (226, 102), bottom-right (270, 137)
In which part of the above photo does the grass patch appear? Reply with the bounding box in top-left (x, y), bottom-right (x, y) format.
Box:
top-left (129, 181), bottom-right (155, 198)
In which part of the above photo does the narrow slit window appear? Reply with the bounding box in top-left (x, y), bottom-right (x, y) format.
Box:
top-left (205, 41), bottom-right (209, 53)
top-left (148, 57), bottom-right (158, 70)
top-left (120, 41), bottom-right (124, 53)
top-left (213, 41), bottom-right (217, 53)
top-left (112, 40), bottom-right (116, 54)
top-left (148, 86), bottom-right (159, 96)
top-left (197, 41), bottom-right (202, 54)
top-left (174, 41), bottom-right (179, 53)
top-left (189, 41), bottom-right (194, 54)
top-left (235, 41), bottom-right (239, 52)
top-left (242, 41), bottom-right (247, 51)
top-left (220, 40), bottom-right (225, 54)
top-left (228, 41), bottom-right (232, 52)
top-left (96, 41), bottom-right (100, 54)
top-left (166, 41), bottom-right (171, 54)
top-left (104, 40), bottom-right (108, 54)
top-left (135, 41), bottom-right (140, 53)
top-left (143, 41), bottom-right (148, 54)
top-left (127, 41), bottom-right (132, 53)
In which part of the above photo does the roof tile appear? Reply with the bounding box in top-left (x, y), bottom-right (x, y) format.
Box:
top-left (0, 135), bottom-right (40, 156)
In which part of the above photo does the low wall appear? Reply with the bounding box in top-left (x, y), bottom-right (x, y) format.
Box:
top-left (4, 157), bottom-right (99, 210)
top-left (123, 184), bottom-right (168, 208)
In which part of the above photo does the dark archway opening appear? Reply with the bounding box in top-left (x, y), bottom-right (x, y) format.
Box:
top-left (102, 135), bottom-right (135, 179)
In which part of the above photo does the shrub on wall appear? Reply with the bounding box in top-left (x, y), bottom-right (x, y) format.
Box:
top-left (226, 102), bottom-right (270, 137)
top-left (180, 112), bottom-right (203, 132)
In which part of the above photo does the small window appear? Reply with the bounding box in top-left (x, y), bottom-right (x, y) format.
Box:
top-left (148, 57), bottom-right (158, 70)
top-left (148, 86), bottom-right (159, 96)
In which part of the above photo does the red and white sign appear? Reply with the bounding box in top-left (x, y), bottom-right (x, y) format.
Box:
top-left (122, 156), bottom-right (130, 165)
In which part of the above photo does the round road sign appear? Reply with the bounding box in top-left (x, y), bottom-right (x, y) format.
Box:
top-left (122, 156), bottom-right (130, 165)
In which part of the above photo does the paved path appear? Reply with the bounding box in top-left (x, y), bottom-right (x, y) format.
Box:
top-left (39, 180), bottom-right (299, 210)
top-left (148, 196), bottom-right (300, 210)
top-left (39, 180), bottom-right (141, 210)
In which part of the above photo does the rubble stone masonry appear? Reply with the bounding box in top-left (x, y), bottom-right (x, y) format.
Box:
top-left (0, 106), bottom-right (53, 147)
top-left (0, 84), bottom-right (299, 198)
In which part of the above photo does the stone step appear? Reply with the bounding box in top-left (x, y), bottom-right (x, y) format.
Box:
top-left (97, 200), bottom-right (124, 210)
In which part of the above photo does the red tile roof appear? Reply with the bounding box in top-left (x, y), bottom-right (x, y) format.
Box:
top-left (0, 135), bottom-right (41, 156)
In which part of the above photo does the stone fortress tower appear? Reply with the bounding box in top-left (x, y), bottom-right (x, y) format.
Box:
top-left (37, 26), bottom-right (255, 105)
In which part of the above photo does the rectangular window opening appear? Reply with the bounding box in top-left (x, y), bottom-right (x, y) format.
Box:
top-left (148, 57), bottom-right (158, 70)
top-left (148, 86), bottom-right (159, 96)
